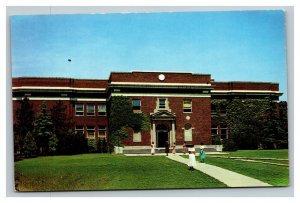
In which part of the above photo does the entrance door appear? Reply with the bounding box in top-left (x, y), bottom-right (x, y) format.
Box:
top-left (157, 131), bottom-right (169, 147)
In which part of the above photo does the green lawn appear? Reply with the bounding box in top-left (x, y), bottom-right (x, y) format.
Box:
top-left (193, 150), bottom-right (289, 186)
top-left (217, 149), bottom-right (289, 160)
top-left (15, 154), bottom-right (226, 191)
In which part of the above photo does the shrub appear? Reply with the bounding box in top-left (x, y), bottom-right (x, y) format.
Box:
top-left (222, 138), bottom-right (238, 151)
top-left (212, 136), bottom-right (222, 145)
top-left (88, 140), bottom-right (97, 153)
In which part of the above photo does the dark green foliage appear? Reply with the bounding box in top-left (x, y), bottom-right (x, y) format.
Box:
top-left (50, 101), bottom-right (74, 154)
top-left (212, 136), bottom-right (222, 145)
top-left (60, 130), bottom-right (89, 155)
top-left (96, 139), bottom-right (108, 153)
top-left (32, 102), bottom-right (54, 155)
top-left (14, 97), bottom-right (35, 153)
top-left (22, 132), bottom-right (37, 157)
top-left (222, 138), bottom-right (238, 151)
top-left (108, 96), bottom-right (150, 149)
top-left (88, 139), bottom-right (97, 153)
top-left (225, 99), bottom-right (288, 150)
top-left (48, 134), bottom-right (58, 155)
top-left (226, 99), bottom-right (269, 149)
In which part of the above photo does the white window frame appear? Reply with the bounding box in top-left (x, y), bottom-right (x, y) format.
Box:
top-left (75, 125), bottom-right (84, 135)
top-left (87, 126), bottom-right (95, 139)
top-left (98, 126), bottom-right (106, 139)
top-left (133, 130), bottom-right (142, 142)
top-left (183, 124), bottom-right (193, 142)
top-left (98, 104), bottom-right (106, 116)
top-left (220, 128), bottom-right (228, 139)
top-left (75, 104), bottom-right (84, 116)
top-left (183, 99), bottom-right (192, 113)
top-left (132, 99), bottom-right (141, 113)
top-left (158, 98), bottom-right (166, 109)
top-left (211, 128), bottom-right (218, 136)
top-left (87, 104), bottom-right (95, 116)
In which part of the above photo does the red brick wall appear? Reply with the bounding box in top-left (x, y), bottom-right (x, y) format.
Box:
top-left (13, 99), bottom-right (108, 139)
top-left (212, 82), bottom-right (279, 91)
top-left (13, 78), bottom-right (108, 89)
top-left (121, 96), bottom-right (211, 146)
top-left (109, 72), bottom-right (211, 84)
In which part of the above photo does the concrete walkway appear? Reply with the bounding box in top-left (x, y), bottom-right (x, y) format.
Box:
top-left (167, 155), bottom-right (272, 187)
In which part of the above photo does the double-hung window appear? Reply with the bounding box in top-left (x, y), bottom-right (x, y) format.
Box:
top-left (75, 126), bottom-right (84, 135)
top-left (183, 100), bottom-right (192, 113)
top-left (98, 105), bottom-right (106, 116)
top-left (87, 126), bottom-right (95, 139)
top-left (75, 104), bottom-right (84, 116)
top-left (159, 98), bottom-right (166, 109)
top-left (87, 104), bottom-right (95, 116)
top-left (132, 99), bottom-right (141, 112)
top-left (98, 126), bottom-right (106, 138)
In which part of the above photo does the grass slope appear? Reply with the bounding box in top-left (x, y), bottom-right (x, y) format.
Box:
top-left (194, 150), bottom-right (289, 186)
top-left (15, 154), bottom-right (226, 191)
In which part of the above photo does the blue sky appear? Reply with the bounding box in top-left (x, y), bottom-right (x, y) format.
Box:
top-left (11, 10), bottom-right (287, 100)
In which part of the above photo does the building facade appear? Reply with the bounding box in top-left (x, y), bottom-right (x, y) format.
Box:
top-left (12, 71), bottom-right (282, 149)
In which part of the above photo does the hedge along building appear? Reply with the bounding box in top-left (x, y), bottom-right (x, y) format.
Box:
top-left (12, 71), bottom-right (282, 151)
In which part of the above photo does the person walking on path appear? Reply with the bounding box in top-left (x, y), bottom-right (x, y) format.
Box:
top-left (188, 145), bottom-right (196, 170)
top-left (182, 142), bottom-right (187, 154)
top-left (165, 141), bottom-right (170, 156)
top-left (172, 142), bottom-right (176, 155)
top-left (151, 142), bottom-right (155, 155)
top-left (199, 146), bottom-right (206, 163)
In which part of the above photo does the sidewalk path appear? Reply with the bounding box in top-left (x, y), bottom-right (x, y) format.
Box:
top-left (167, 155), bottom-right (272, 187)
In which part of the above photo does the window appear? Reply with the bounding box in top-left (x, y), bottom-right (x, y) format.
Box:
top-left (159, 98), bottom-right (166, 109)
top-left (98, 104), bottom-right (106, 116)
top-left (87, 104), bottom-right (95, 116)
top-left (211, 128), bottom-right (218, 136)
top-left (184, 123), bottom-right (192, 141)
top-left (220, 128), bottom-right (228, 139)
top-left (87, 126), bottom-right (95, 139)
top-left (75, 104), bottom-right (84, 116)
top-left (98, 126), bottom-right (106, 139)
top-left (183, 100), bottom-right (192, 113)
top-left (133, 130), bottom-right (141, 142)
top-left (132, 99), bottom-right (141, 112)
top-left (75, 126), bottom-right (84, 135)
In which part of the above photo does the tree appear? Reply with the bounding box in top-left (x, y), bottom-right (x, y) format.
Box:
top-left (22, 132), bottom-right (37, 157)
top-left (108, 96), bottom-right (150, 150)
top-left (48, 134), bottom-right (59, 155)
top-left (14, 97), bottom-right (34, 154)
top-left (33, 102), bottom-right (54, 155)
top-left (226, 99), bottom-right (270, 150)
top-left (50, 100), bottom-right (73, 154)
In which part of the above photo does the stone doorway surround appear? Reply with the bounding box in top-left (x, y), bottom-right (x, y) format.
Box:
top-left (150, 110), bottom-right (176, 147)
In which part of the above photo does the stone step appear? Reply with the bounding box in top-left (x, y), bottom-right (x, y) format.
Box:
top-left (123, 147), bottom-right (217, 154)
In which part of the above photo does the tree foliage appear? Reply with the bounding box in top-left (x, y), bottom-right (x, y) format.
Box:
top-left (32, 102), bottom-right (54, 155)
top-left (22, 132), bottom-right (37, 157)
top-left (14, 97), bottom-right (34, 153)
top-left (108, 97), bottom-right (150, 149)
top-left (226, 99), bottom-right (288, 150)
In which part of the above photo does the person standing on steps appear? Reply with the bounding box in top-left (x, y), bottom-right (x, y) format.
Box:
top-left (172, 142), bottom-right (176, 155)
top-left (165, 141), bottom-right (170, 156)
top-left (151, 142), bottom-right (155, 155)
top-left (188, 145), bottom-right (196, 170)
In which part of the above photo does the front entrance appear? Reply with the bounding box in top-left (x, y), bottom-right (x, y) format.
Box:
top-left (151, 111), bottom-right (176, 148)
top-left (157, 131), bottom-right (169, 147)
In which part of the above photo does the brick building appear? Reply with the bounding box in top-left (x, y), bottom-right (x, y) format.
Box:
top-left (12, 71), bottom-right (282, 150)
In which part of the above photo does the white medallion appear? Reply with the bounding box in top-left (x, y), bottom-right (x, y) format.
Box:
top-left (158, 74), bottom-right (165, 81)
top-left (186, 116), bottom-right (190, 120)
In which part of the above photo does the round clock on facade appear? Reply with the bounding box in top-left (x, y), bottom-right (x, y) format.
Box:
top-left (158, 74), bottom-right (165, 81)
